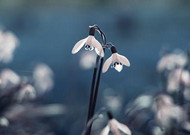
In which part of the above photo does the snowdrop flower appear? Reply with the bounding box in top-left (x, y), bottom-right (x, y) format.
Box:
top-left (33, 63), bottom-right (54, 94)
top-left (72, 27), bottom-right (104, 57)
top-left (0, 30), bottom-right (19, 63)
top-left (157, 51), bottom-right (187, 72)
top-left (100, 111), bottom-right (131, 135)
top-left (17, 84), bottom-right (36, 101)
top-left (102, 46), bottom-right (130, 73)
top-left (0, 69), bottom-right (20, 89)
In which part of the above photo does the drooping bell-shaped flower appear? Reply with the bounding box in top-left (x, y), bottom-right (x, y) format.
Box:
top-left (102, 46), bottom-right (130, 73)
top-left (100, 111), bottom-right (131, 135)
top-left (72, 27), bottom-right (104, 57)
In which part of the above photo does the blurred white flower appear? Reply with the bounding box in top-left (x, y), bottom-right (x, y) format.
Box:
top-left (154, 94), bottom-right (173, 106)
top-left (105, 96), bottom-right (122, 112)
top-left (0, 30), bottom-right (19, 63)
top-left (72, 27), bottom-right (104, 57)
top-left (0, 69), bottom-right (20, 89)
top-left (126, 94), bottom-right (153, 115)
top-left (79, 52), bottom-right (96, 69)
top-left (0, 117), bottom-right (9, 127)
top-left (102, 46), bottom-right (130, 73)
top-left (101, 118), bottom-right (131, 135)
top-left (17, 84), bottom-right (36, 101)
top-left (154, 94), bottom-right (186, 129)
top-left (157, 52), bottom-right (187, 72)
top-left (167, 68), bottom-right (190, 93)
top-left (103, 88), bottom-right (122, 112)
top-left (152, 126), bottom-right (164, 135)
top-left (33, 63), bottom-right (54, 93)
top-left (182, 121), bottom-right (190, 132)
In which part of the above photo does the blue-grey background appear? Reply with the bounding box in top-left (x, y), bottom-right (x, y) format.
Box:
top-left (0, 0), bottom-right (190, 134)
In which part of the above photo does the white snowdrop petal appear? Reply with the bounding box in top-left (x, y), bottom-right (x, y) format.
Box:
top-left (102, 56), bottom-right (112, 73)
top-left (110, 119), bottom-right (121, 135)
top-left (72, 37), bottom-right (87, 54)
top-left (115, 64), bottom-right (123, 72)
top-left (91, 37), bottom-right (104, 57)
top-left (117, 122), bottom-right (132, 135)
top-left (112, 53), bottom-right (118, 62)
top-left (95, 48), bottom-right (104, 58)
top-left (100, 125), bottom-right (110, 135)
top-left (118, 54), bottom-right (130, 67)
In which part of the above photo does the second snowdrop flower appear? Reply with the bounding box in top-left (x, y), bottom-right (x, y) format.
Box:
top-left (100, 111), bottom-right (132, 135)
top-left (102, 46), bottom-right (130, 73)
top-left (72, 27), bottom-right (104, 57)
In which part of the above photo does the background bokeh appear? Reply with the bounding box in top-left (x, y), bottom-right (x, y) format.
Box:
top-left (0, 0), bottom-right (190, 134)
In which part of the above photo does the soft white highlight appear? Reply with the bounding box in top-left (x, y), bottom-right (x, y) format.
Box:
top-left (79, 52), bottom-right (96, 69)
top-left (0, 69), bottom-right (20, 89)
top-left (0, 30), bottom-right (19, 63)
top-left (33, 63), bottom-right (54, 93)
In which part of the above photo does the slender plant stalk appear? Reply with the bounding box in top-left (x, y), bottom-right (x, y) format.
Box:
top-left (85, 25), bottom-right (106, 135)
top-left (86, 50), bottom-right (105, 135)
top-left (86, 56), bottom-right (99, 123)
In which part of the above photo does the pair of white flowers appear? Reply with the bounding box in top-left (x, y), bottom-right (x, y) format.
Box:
top-left (72, 27), bottom-right (130, 73)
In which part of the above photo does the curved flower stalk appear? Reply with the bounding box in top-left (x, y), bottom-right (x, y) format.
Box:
top-left (102, 46), bottom-right (130, 73)
top-left (72, 27), bottom-right (104, 57)
top-left (100, 111), bottom-right (131, 135)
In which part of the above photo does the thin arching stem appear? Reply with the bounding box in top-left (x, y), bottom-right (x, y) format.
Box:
top-left (86, 52), bottom-right (105, 135)
top-left (85, 25), bottom-right (107, 135)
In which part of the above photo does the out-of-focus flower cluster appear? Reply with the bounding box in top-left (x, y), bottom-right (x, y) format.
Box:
top-left (0, 30), bottom-right (65, 135)
top-left (124, 49), bottom-right (190, 135)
